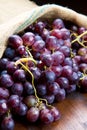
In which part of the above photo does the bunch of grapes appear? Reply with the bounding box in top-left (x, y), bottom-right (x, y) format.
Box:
top-left (0, 18), bottom-right (87, 130)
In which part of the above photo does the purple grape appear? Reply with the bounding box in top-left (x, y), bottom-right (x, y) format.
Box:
top-left (24, 81), bottom-right (34, 95)
top-left (51, 65), bottom-right (62, 77)
top-left (8, 95), bottom-right (20, 108)
top-left (0, 99), bottom-right (8, 115)
top-left (22, 32), bottom-right (35, 46)
top-left (56, 77), bottom-right (69, 89)
top-left (13, 69), bottom-right (26, 82)
top-left (50, 107), bottom-right (60, 121)
top-left (61, 28), bottom-right (70, 40)
top-left (50, 29), bottom-right (62, 39)
top-left (40, 53), bottom-right (53, 67)
top-left (55, 88), bottom-right (66, 102)
top-left (68, 72), bottom-right (79, 84)
top-left (80, 76), bottom-right (87, 92)
top-left (53, 19), bottom-right (64, 29)
top-left (16, 45), bottom-right (26, 56)
top-left (43, 94), bottom-right (55, 104)
top-left (1, 115), bottom-right (15, 130)
top-left (62, 65), bottom-right (73, 77)
top-left (0, 74), bottom-right (14, 88)
top-left (34, 21), bottom-right (45, 33)
top-left (66, 84), bottom-right (76, 93)
top-left (46, 36), bottom-right (58, 51)
top-left (59, 45), bottom-right (70, 57)
top-left (0, 58), bottom-right (9, 70)
top-left (14, 102), bottom-right (28, 116)
top-left (24, 95), bottom-right (37, 108)
top-left (11, 83), bottom-right (23, 96)
top-left (36, 84), bottom-right (47, 96)
top-left (27, 107), bottom-right (39, 122)
top-left (79, 63), bottom-right (87, 72)
top-left (4, 47), bottom-right (15, 59)
top-left (45, 69), bottom-right (56, 83)
top-left (40, 108), bottom-right (54, 124)
top-left (8, 34), bottom-right (23, 49)
top-left (32, 40), bottom-right (45, 52)
top-left (7, 61), bottom-right (18, 74)
top-left (52, 51), bottom-right (65, 65)
top-left (48, 82), bottom-right (60, 95)
top-left (0, 88), bottom-right (9, 99)
top-left (30, 67), bottom-right (41, 80)
top-left (63, 57), bottom-right (73, 67)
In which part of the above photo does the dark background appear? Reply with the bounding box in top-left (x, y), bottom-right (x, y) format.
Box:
top-left (32, 0), bottom-right (87, 15)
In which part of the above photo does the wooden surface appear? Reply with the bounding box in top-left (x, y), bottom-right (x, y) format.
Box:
top-left (15, 92), bottom-right (87, 130)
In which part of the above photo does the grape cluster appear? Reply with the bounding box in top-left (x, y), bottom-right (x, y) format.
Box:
top-left (0, 18), bottom-right (87, 130)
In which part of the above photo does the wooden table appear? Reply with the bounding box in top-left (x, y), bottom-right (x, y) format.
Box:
top-left (15, 92), bottom-right (87, 130)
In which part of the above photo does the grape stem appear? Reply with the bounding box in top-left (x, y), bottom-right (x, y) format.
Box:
top-left (71, 31), bottom-right (87, 48)
top-left (15, 58), bottom-right (52, 108)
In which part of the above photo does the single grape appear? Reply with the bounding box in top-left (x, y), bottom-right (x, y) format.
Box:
top-left (63, 57), bottom-right (73, 67)
top-left (81, 55), bottom-right (87, 63)
top-left (56, 77), bottom-right (69, 89)
top-left (34, 21), bottom-right (45, 33)
top-left (45, 69), bottom-right (56, 83)
top-left (46, 36), bottom-right (58, 51)
top-left (1, 115), bottom-right (15, 130)
top-left (59, 45), bottom-right (70, 57)
top-left (32, 40), bottom-right (45, 52)
top-left (30, 67), bottom-right (41, 80)
top-left (55, 88), bottom-right (66, 102)
top-left (53, 19), bottom-right (64, 29)
top-left (73, 63), bottom-right (79, 72)
top-left (62, 65), bottom-right (73, 77)
top-left (0, 99), bottom-right (8, 115)
top-left (40, 108), bottom-right (54, 124)
top-left (24, 81), bottom-right (34, 95)
top-left (16, 45), bottom-right (26, 56)
top-left (36, 84), bottom-right (47, 96)
top-left (14, 102), bottom-right (28, 116)
top-left (51, 65), bottom-right (62, 77)
top-left (4, 47), bottom-right (15, 59)
top-left (0, 88), bottom-right (9, 99)
top-left (8, 34), bottom-right (23, 49)
top-left (41, 29), bottom-right (50, 40)
top-left (0, 74), bottom-right (14, 88)
top-left (48, 82), bottom-right (60, 95)
top-left (68, 72), bottom-right (79, 84)
top-left (50, 107), bottom-right (60, 121)
top-left (11, 82), bottom-right (23, 96)
top-left (0, 70), bottom-right (8, 75)
top-left (61, 28), bottom-right (70, 40)
top-left (13, 69), bottom-right (26, 82)
top-left (78, 47), bottom-right (87, 56)
top-left (27, 107), bottom-right (39, 122)
top-left (22, 32), bottom-right (35, 46)
top-left (7, 61), bottom-right (18, 74)
top-left (24, 95), bottom-right (37, 108)
top-left (40, 53), bottom-right (53, 67)
top-left (80, 76), bottom-right (87, 92)
top-left (43, 94), bottom-right (55, 104)
top-left (79, 63), bottom-right (87, 72)
top-left (66, 84), bottom-right (76, 93)
top-left (52, 51), bottom-right (65, 65)
top-left (8, 95), bottom-right (20, 108)
top-left (50, 29), bottom-right (62, 39)
top-left (35, 35), bottom-right (42, 41)
top-left (0, 58), bottom-right (9, 70)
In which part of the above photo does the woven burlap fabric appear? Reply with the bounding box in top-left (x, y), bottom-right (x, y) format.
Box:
top-left (0, 1), bottom-right (87, 58)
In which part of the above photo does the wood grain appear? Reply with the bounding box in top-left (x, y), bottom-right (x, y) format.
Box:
top-left (15, 92), bottom-right (87, 130)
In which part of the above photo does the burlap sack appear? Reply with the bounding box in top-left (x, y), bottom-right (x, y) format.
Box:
top-left (0, 3), bottom-right (87, 58)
